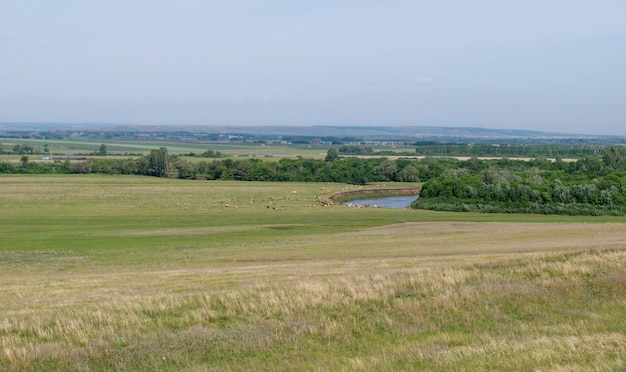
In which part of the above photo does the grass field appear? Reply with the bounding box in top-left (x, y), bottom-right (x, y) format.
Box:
top-left (0, 137), bottom-right (330, 158)
top-left (1, 175), bottom-right (625, 370)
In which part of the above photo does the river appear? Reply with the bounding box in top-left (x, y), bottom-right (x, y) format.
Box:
top-left (343, 195), bottom-right (418, 209)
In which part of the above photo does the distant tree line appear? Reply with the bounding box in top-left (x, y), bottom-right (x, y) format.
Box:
top-left (0, 143), bottom-right (35, 155)
top-left (338, 144), bottom-right (374, 155)
top-left (0, 147), bottom-right (172, 177)
top-left (182, 149), bottom-right (223, 158)
top-left (333, 143), bottom-right (609, 158)
top-left (413, 143), bottom-right (605, 158)
top-left (169, 155), bottom-right (429, 184)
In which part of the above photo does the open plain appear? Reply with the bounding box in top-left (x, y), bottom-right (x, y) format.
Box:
top-left (1, 175), bottom-right (625, 370)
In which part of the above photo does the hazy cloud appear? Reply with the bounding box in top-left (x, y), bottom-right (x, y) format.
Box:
top-left (415, 77), bottom-right (433, 85)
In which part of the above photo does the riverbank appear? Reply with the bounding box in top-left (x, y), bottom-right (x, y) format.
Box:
top-left (329, 188), bottom-right (420, 203)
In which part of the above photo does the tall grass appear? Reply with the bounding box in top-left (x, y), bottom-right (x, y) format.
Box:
top-left (1, 175), bottom-right (625, 370)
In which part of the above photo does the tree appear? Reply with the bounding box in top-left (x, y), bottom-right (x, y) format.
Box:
top-left (397, 165), bottom-right (419, 182)
top-left (202, 149), bottom-right (222, 158)
top-left (325, 148), bottom-right (339, 162)
top-left (0, 161), bottom-right (16, 173)
top-left (147, 147), bottom-right (170, 177)
top-left (98, 144), bottom-right (107, 156)
top-left (115, 158), bottom-right (137, 174)
top-left (602, 145), bottom-right (626, 171)
top-left (13, 144), bottom-right (33, 154)
top-left (373, 159), bottom-right (397, 181)
top-left (174, 159), bottom-right (195, 179)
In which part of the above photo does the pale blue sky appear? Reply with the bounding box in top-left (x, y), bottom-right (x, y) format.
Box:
top-left (1, 1), bottom-right (625, 135)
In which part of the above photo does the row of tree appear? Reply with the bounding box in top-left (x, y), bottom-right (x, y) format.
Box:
top-left (330, 143), bottom-right (612, 158)
top-left (0, 147), bottom-right (172, 177)
top-left (413, 143), bottom-right (606, 158)
top-left (171, 156), bottom-right (430, 184)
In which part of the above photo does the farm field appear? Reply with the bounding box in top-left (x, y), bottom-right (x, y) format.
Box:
top-left (0, 137), bottom-right (331, 159)
top-left (1, 175), bottom-right (625, 370)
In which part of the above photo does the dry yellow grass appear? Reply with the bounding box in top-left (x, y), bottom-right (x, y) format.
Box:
top-left (2, 248), bottom-right (625, 370)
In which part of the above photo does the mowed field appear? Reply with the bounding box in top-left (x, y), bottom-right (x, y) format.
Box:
top-left (1, 175), bottom-right (625, 371)
top-left (0, 137), bottom-right (330, 160)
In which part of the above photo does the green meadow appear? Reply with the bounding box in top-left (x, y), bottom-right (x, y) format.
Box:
top-left (1, 175), bottom-right (625, 370)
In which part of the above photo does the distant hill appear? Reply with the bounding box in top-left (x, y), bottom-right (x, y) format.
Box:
top-left (310, 126), bottom-right (565, 139)
top-left (1, 122), bottom-right (621, 143)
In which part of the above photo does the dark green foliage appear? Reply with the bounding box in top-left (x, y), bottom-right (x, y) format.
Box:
top-left (173, 159), bottom-right (195, 179)
top-left (414, 143), bottom-right (607, 158)
top-left (602, 145), bottom-right (626, 171)
top-left (19, 155), bottom-right (29, 166)
top-left (12, 144), bottom-right (34, 154)
top-left (325, 148), bottom-right (339, 162)
top-left (146, 148), bottom-right (171, 177)
top-left (0, 161), bottom-right (17, 173)
top-left (200, 149), bottom-right (222, 158)
top-left (338, 144), bottom-right (373, 154)
top-left (413, 154), bottom-right (626, 216)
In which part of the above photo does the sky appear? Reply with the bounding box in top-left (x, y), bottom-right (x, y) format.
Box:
top-left (1, 1), bottom-right (625, 135)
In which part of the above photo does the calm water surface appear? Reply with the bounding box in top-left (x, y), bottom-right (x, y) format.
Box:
top-left (343, 195), bottom-right (418, 209)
